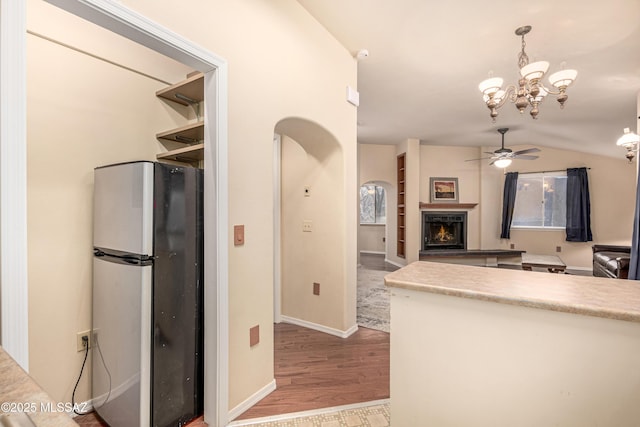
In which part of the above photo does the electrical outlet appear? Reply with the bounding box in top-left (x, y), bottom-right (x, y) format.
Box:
top-left (249, 325), bottom-right (259, 347)
top-left (303, 220), bottom-right (312, 232)
top-left (510, 243), bottom-right (515, 249)
top-left (556, 246), bottom-right (562, 253)
top-left (76, 330), bottom-right (92, 352)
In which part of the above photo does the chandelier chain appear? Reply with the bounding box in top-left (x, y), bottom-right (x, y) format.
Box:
top-left (518, 34), bottom-right (529, 69)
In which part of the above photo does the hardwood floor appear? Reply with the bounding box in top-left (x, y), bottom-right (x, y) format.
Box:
top-left (236, 322), bottom-right (390, 420)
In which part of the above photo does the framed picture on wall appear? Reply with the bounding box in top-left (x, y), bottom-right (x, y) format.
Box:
top-left (430, 177), bottom-right (458, 203)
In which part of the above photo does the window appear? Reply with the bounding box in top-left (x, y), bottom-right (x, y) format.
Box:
top-left (512, 172), bottom-right (567, 229)
top-left (360, 184), bottom-right (386, 224)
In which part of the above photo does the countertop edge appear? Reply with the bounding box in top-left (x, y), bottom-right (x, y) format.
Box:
top-left (385, 265), bottom-right (640, 324)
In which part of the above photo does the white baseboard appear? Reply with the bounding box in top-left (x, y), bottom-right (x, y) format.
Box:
top-left (280, 315), bottom-right (358, 338)
top-left (228, 379), bottom-right (277, 421)
top-left (384, 258), bottom-right (405, 268)
top-left (360, 250), bottom-right (385, 255)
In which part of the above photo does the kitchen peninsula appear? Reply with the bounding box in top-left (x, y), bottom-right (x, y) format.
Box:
top-left (385, 261), bottom-right (640, 426)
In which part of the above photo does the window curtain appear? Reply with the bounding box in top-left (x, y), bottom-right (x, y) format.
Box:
top-left (565, 167), bottom-right (593, 242)
top-left (500, 172), bottom-right (518, 239)
top-left (628, 168), bottom-right (640, 280)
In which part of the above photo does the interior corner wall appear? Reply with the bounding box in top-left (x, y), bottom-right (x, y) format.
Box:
top-left (25, 7), bottom-right (192, 403)
top-left (281, 134), bottom-right (346, 331)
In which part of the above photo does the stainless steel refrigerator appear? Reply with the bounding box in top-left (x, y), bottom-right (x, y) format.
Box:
top-left (92, 161), bottom-right (204, 427)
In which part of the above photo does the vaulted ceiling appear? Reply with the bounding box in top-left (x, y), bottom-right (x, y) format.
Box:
top-left (298, 0), bottom-right (640, 157)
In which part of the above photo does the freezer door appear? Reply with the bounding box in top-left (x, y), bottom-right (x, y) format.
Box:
top-left (152, 163), bottom-right (204, 426)
top-left (94, 161), bottom-right (154, 256)
top-left (92, 256), bottom-right (152, 427)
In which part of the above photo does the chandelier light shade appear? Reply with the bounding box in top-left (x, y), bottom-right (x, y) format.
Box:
top-left (616, 127), bottom-right (640, 162)
top-left (479, 26), bottom-right (577, 121)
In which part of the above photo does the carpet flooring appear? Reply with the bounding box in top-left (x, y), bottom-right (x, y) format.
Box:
top-left (356, 267), bottom-right (390, 333)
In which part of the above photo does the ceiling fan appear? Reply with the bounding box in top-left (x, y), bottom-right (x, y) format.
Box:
top-left (466, 127), bottom-right (540, 167)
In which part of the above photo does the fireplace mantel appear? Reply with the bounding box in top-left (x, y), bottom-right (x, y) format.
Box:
top-left (420, 202), bottom-right (478, 210)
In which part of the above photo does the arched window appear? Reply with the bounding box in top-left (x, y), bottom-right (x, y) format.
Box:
top-left (360, 184), bottom-right (386, 224)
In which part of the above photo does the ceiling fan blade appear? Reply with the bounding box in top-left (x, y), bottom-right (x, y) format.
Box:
top-left (484, 151), bottom-right (496, 155)
top-left (465, 157), bottom-right (493, 162)
top-left (488, 159), bottom-right (497, 166)
top-left (513, 154), bottom-right (539, 160)
top-left (513, 147), bottom-right (541, 155)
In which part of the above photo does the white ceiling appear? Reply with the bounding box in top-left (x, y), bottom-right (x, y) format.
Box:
top-left (297, 0), bottom-right (640, 158)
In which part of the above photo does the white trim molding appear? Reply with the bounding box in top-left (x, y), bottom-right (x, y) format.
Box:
top-left (0, 0), bottom-right (29, 370)
top-left (280, 315), bottom-right (358, 339)
top-left (227, 379), bottom-right (277, 422)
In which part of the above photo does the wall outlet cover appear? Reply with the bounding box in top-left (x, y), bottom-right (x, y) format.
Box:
top-left (76, 330), bottom-right (92, 352)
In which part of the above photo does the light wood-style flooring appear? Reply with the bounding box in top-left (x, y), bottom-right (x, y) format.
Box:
top-left (236, 322), bottom-right (390, 420)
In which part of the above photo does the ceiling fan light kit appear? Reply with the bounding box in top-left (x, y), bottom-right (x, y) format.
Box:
top-left (466, 127), bottom-right (541, 168)
top-left (479, 25), bottom-right (577, 122)
top-left (493, 158), bottom-right (513, 168)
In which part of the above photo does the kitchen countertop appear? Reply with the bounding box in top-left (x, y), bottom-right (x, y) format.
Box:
top-left (384, 261), bottom-right (640, 323)
top-left (0, 347), bottom-right (78, 427)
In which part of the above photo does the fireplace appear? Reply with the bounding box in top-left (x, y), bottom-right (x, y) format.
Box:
top-left (422, 212), bottom-right (467, 251)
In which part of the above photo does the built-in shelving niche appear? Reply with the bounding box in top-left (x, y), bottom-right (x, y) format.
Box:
top-left (155, 71), bottom-right (204, 167)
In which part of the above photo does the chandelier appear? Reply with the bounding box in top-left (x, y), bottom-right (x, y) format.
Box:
top-left (478, 26), bottom-right (577, 122)
top-left (616, 128), bottom-right (640, 162)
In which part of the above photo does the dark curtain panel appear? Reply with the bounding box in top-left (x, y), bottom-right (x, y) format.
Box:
top-left (500, 172), bottom-right (518, 239)
top-left (628, 169), bottom-right (640, 280)
top-left (565, 167), bottom-right (593, 242)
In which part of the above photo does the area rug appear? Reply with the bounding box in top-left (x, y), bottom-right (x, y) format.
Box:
top-left (228, 399), bottom-right (390, 427)
top-left (357, 267), bottom-right (390, 333)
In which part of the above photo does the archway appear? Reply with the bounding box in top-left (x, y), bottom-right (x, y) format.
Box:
top-left (274, 117), bottom-right (352, 334)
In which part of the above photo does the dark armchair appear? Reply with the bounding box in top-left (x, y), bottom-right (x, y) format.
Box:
top-left (592, 245), bottom-right (631, 279)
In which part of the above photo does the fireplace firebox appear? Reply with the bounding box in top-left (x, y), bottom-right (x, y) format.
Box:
top-left (422, 212), bottom-right (467, 251)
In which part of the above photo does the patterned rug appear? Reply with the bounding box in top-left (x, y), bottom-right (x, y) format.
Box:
top-left (228, 400), bottom-right (390, 427)
top-left (357, 267), bottom-right (390, 333)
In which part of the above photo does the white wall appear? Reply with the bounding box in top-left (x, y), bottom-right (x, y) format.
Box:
top-left (280, 132), bottom-right (349, 332)
top-left (358, 225), bottom-right (385, 253)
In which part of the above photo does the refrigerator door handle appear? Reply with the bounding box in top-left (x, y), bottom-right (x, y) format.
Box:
top-left (94, 248), bottom-right (153, 266)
